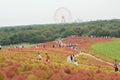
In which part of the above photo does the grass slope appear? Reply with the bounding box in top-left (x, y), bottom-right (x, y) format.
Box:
top-left (91, 39), bottom-right (120, 61)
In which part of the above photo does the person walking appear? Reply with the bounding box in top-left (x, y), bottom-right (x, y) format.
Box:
top-left (0, 45), bottom-right (2, 50)
top-left (114, 59), bottom-right (119, 72)
top-left (70, 54), bottom-right (75, 62)
top-left (45, 53), bottom-right (50, 62)
top-left (37, 53), bottom-right (42, 60)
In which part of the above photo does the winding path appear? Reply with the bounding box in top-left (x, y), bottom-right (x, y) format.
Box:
top-left (67, 51), bottom-right (113, 66)
top-left (56, 37), bottom-right (113, 66)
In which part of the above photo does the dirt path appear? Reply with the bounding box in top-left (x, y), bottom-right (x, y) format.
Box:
top-left (67, 51), bottom-right (113, 66)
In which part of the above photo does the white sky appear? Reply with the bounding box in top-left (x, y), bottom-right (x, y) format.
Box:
top-left (0, 0), bottom-right (120, 27)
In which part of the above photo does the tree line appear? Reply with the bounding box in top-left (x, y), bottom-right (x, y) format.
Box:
top-left (0, 19), bottom-right (120, 45)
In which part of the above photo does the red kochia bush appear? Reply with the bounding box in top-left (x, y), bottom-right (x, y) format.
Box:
top-left (12, 75), bottom-right (25, 80)
top-left (0, 71), bottom-right (5, 80)
top-left (64, 68), bottom-right (71, 74)
top-left (63, 75), bottom-right (74, 80)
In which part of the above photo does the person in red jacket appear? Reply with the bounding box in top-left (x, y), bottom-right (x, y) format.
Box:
top-left (45, 53), bottom-right (50, 62)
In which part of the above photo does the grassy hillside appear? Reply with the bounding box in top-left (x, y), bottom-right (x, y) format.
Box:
top-left (91, 39), bottom-right (120, 61)
top-left (0, 37), bottom-right (120, 80)
top-left (0, 44), bottom-right (117, 80)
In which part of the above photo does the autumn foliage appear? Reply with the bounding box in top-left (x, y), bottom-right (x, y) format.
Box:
top-left (0, 37), bottom-right (119, 80)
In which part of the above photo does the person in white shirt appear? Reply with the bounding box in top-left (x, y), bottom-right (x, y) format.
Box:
top-left (37, 53), bottom-right (42, 60)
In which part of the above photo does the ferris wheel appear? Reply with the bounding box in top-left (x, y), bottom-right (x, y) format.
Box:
top-left (54, 7), bottom-right (72, 24)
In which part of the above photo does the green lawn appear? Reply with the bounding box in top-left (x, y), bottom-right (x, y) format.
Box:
top-left (91, 39), bottom-right (120, 61)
